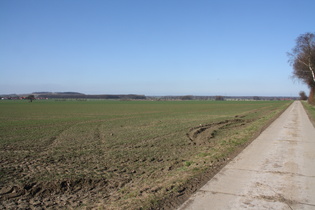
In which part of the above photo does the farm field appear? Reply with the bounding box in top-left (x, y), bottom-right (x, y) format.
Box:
top-left (0, 100), bottom-right (291, 209)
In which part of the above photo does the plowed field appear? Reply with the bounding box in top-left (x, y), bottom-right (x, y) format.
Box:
top-left (0, 100), bottom-right (291, 209)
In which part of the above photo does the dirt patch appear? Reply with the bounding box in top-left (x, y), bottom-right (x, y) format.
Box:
top-left (186, 119), bottom-right (246, 145)
top-left (0, 178), bottom-right (120, 209)
top-left (0, 148), bottom-right (132, 209)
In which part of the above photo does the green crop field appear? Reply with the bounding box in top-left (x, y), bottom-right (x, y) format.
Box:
top-left (0, 100), bottom-right (291, 209)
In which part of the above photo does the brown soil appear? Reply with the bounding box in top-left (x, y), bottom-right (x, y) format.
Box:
top-left (186, 118), bottom-right (247, 145)
top-left (0, 178), bottom-right (109, 209)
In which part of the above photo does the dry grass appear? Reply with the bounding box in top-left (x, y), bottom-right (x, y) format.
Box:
top-left (302, 101), bottom-right (315, 127)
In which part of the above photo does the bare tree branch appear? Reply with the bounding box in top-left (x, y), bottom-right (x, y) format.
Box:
top-left (288, 32), bottom-right (315, 104)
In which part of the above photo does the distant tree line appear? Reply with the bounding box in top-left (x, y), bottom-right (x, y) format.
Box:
top-left (35, 93), bottom-right (146, 100)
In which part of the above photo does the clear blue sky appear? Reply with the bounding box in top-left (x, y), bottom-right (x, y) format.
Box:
top-left (1, 0), bottom-right (314, 96)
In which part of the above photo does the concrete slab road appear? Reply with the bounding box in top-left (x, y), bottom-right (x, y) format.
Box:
top-left (178, 101), bottom-right (315, 210)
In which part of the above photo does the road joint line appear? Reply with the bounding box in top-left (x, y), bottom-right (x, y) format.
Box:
top-left (225, 167), bottom-right (315, 178)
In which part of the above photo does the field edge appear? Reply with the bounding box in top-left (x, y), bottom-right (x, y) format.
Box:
top-left (155, 101), bottom-right (293, 210)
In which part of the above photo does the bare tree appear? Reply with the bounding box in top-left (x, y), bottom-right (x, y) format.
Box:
top-left (299, 91), bottom-right (308, 101)
top-left (288, 32), bottom-right (315, 104)
top-left (26, 94), bottom-right (35, 102)
top-left (180, 95), bottom-right (194, 100)
top-left (215, 96), bottom-right (224, 101)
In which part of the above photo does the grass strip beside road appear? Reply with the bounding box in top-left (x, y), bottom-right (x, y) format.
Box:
top-left (302, 101), bottom-right (315, 127)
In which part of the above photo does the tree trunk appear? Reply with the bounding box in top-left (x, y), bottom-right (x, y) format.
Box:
top-left (308, 86), bottom-right (315, 104)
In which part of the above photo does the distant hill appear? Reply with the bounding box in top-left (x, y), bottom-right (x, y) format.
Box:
top-left (32, 92), bottom-right (146, 100)
top-left (0, 94), bottom-right (19, 98)
top-left (33, 92), bottom-right (84, 95)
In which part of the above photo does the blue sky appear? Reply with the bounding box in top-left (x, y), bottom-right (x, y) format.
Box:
top-left (1, 0), bottom-right (314, 96)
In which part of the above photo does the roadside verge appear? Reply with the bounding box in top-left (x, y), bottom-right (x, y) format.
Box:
top-left (302, 101), bottom-right (315, 127)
